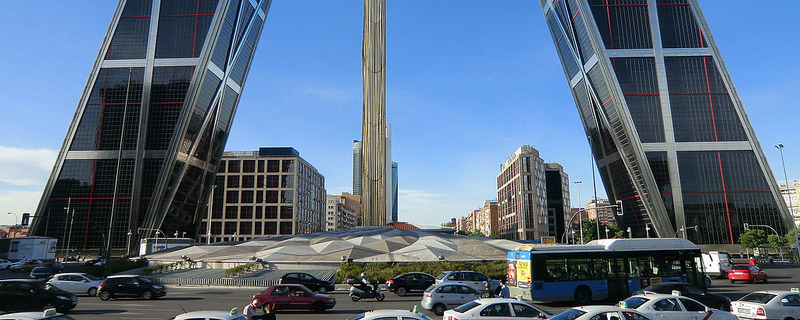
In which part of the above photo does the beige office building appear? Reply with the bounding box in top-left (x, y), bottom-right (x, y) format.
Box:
top-left (200, 147), bottom-right (326, 243)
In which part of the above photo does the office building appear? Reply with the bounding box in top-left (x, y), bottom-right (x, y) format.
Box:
top-left (361, 0), bottom-right (387, 226)
top-left (352, 140), bottom-right (363, 196)
top-left (586, 199), bottom-right (616, 227)
top-left (497, 146), bottom-right (548, 240)
top-left (539, 0), bottom-right (793, 244)
top-left (201, 148), bottom-right (326, 242)
top-left (326, 194), bottom-right (357, 231)
top-left (30, 0), bottom-right (271, 253)
top-left (780, 181), bottom-right (800, 227)
top-left (544, 163), bottom-right (570, 242)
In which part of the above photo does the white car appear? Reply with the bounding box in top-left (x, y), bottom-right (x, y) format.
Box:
top-left (0, 308), bottom-right (75, 320)
top-left (47, 273), bottom-right (104, 296)
top-left (170, 310), bottom-right (247, 320)
top-left (435, 271), bottom-right (501, 292)
top-left (421, 283), bottom-right (481, 316)
top-left (619, 293), bottom-right (737, 320)
top-left (730, 289), bottom-right (800, 320)
top-left (0, 259), bottom-right (11, 269)
top-left (442, 298), bottom-right (551, 320)
top-left (347, 310), bottom-right (433, 320)
top-left (550, 306), bottom-right (652, 320)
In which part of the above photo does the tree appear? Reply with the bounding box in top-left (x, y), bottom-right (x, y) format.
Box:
top-left (739, 230), bottom-right (767, 257)
top-left (768, 234), bottom-right (788, 260)
top-left (784, 228), bottom-right (799, 246)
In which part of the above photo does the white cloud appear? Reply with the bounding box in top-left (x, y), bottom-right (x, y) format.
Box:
top-left (0, 190), bottom-right (44, 225)
top-left (0, 145), bottom-right (57, 186)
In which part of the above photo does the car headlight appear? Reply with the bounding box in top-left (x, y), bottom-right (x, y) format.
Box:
top-left (57, 295), bottom-right (71, 300)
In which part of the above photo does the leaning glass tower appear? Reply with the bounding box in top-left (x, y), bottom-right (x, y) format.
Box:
top-left (539, 0), bottom-right (793, 244)
top-left (31, 0), bottom-right (271, 254)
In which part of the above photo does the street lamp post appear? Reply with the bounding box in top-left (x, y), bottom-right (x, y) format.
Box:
top-left (605, 226), bottom-right (609, 239)
top-left (626, 227), bottom-right (632, 238)
top-left (646, 225), bottom-right (651, 238)
top-left (675, 225), bottom-right (699, 238)
top-left (575, 181), bottom-right (583, 244)
top-left (126, 230), bottom-right (132, 257)
top-left (7, 212), bottom-right (18, 225)
top-left (776, 143), bottom-right (799, 261)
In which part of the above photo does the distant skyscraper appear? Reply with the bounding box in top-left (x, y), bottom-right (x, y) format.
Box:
top-left (391, 161), bottom-right (398, 222)
top-left (544, 163), bottom-right (570, 242)
top-left (539, 0), bottom-right (792, 243)
top-left (30, 0), bottom-right (271, 253)
top-left (352, 140), bottom-right (362, 196)
top-left (361, 0), bottom-right (387, 226)
top-left (203, 148), bottom-right (326, 242)
top-left (497, 146), bottom-right (548, 240)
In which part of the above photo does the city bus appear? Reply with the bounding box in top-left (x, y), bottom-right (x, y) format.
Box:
top-left (507, 238), bottom-right (704, 304)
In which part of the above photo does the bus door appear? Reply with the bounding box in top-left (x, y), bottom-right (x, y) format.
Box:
top-left (604, 257), bottom-right (629, 299)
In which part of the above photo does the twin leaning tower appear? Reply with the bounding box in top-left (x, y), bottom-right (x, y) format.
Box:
top-left (30, 0), bottom-right (792, 254)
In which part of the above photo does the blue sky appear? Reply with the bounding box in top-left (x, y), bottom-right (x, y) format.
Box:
top-left (1, 1), bottom-right (798, 227)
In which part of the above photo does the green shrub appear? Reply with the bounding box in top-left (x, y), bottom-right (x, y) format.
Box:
top-left (336, 260), bottom-right (507, 284)
top-left (225, 262), bottom-right (257, 278)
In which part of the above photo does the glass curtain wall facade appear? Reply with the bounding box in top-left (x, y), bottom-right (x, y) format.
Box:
top-left (31, 0), bottom-right (271, 254)
top-left (539, 0), bottom-right (792, 244)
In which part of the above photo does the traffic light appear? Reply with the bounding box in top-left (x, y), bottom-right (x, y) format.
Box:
top-left (743, 223), bottom-right (749, 230)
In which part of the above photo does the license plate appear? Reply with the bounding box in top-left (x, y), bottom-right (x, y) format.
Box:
top-left (737, 308), bottom-right (750, 314)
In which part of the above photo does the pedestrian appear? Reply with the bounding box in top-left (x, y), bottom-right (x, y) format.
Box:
top-left (498, 279), bottom-right (510, 298)
top-left (243, 299), bottom-right (267, 320)
top-left (262, 302), bottom-right (277, 320)
top-left (480, 282), bottom-right (494, 298)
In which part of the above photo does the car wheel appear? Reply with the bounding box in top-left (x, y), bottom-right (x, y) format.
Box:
top-left (99, 291), bottom-right (111, 301)
top-left (312, 301), bottom-right (326, 312)
top-left (574, 286), bottom-right (592, 305)
top-left (142, 290), bottom-right (153, 300)
top-left (318, 286), bottom-right (328, 294)
top-left (432, 303), bottom-right (446, 316)
top-left (751, 276), bottom-right (757, 284)
top-left (763, 275), bottom-right (768, 283)
top-left (396, 287), bottom-right (407, 296)
top-left (88, 287), bottom-right (98, 296)
top-left (730, 279), bottom-right (735, 283)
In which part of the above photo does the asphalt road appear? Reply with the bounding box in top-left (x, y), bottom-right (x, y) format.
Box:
top-left (1, 261), bottom-right (798, 319)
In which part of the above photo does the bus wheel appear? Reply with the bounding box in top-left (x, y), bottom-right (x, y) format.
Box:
top-left (574, 286), bottom-right (592, 305)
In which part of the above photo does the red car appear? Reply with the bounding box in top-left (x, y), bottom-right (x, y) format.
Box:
top-left (253, 284), bottom-right (336, 312)
top-left (728, 264), bottom-right (767, 283)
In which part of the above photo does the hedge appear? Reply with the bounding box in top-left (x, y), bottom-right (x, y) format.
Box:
top-left (83, 258), bottom-right (149, 277)
top-left (336, 260), bottom-right (506, 284)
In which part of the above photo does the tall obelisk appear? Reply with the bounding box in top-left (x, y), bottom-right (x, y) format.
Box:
top-left (361, 0), bottom-right (386, 226)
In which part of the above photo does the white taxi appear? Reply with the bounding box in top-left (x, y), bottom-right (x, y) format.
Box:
top-left (731, 289), bottom-right (800, 320)
top-left (0, 308), bottom-right (75, 320)
top-left (170, 309), bottom-right (247, 320)
top-left (347, 309), bottom-right (433, 320)
top-left (442, 298), bottom-right (551, 320)
top-left (619, 293), bottom-right (737, 320)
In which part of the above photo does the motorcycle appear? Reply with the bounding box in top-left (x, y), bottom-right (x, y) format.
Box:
top-left (348, 278), bottom-right (385, 301)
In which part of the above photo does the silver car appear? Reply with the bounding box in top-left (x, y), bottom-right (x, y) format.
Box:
top-left (435, 270), bottom-right (500, 292)
top-left (421, 283), bottom-right (480, 316)
top-left (47, 273), bottom-right (104, 296)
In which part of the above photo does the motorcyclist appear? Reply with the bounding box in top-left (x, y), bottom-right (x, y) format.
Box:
top-left (359, 272), bottom-right (374, 294)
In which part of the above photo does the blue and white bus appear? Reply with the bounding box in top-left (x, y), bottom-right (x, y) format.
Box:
top-left (507, 238), bottom-right (704, 304)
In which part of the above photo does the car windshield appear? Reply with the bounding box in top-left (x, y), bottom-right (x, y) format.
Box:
top-left (436, 272), bottom-right (448, 280)
top-left (84, 274), bottom-right (101, 280)
top-left (137, 277), bottom-right (152, 284)
top-left (453, 301), bottom-right (481, 313)
top-left (550, 309), bottom-right (587, 320)
top-left (621, 296), bottom-right (650, 309)
top-left (739, 293), bottom-right (776, 304)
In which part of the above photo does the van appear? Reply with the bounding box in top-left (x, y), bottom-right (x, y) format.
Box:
top-left (702, 251), bottom-right (732, 278)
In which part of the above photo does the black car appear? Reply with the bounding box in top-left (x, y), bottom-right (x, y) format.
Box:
top-left (40, 262), bottom-right (65, 272)
top-left (386, 272), bottom-right (436, 296)
top-left (635, 282), bottom-right (731, 311)
top-left (97, 275), bottom-right (166, 300)
top-left (278, 272), bottom-right (335, 293)
top-left (0, 279), bottom-right (78, 313)
top-left (30, 266), bottom-right (60, 279)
